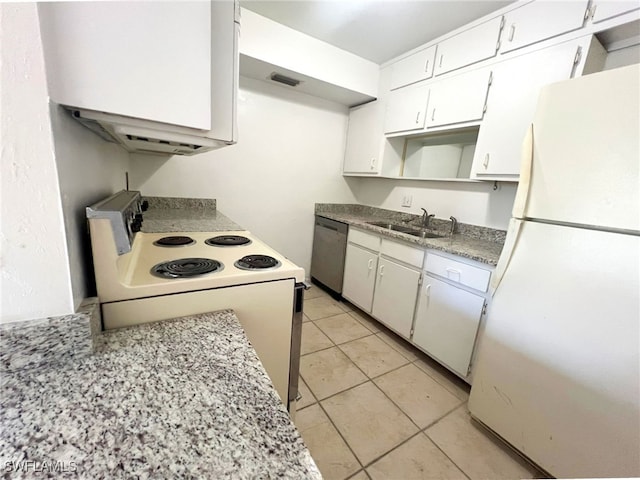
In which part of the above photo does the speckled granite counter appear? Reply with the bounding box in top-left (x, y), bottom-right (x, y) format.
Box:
top-left (141, 196), bottom-right (243, 233)
top-left (1, 310), bottom-right (320, 479)
top-left (316, 204), bottom-right (505, 266)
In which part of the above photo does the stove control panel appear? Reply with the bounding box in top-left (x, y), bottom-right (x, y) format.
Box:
top-left (86, 190), bottom-right (145, 255)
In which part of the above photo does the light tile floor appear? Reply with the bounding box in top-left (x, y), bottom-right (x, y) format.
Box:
top-left (296, 285), bottom-right (544, 480)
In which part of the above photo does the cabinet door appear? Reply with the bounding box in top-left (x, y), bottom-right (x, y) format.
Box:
top-left (384, 83), bottom-right (430, 134)
top-left (343, 101), bottom-right (383, 174)
top-left (591, 0), bottom-right (640, 23)
top-left (501, 0), bottom-right (589, 54)
top-left (372, 258), bottom-right (421, 338)
top-left (471, 41), bottom-right (579, 179)
top-left (390, 46), bottom-right (438, 89)
top-left (434, 16), bottom-right (502, 76)
top-left (38, 2), bottom-right (212, 130)
top-left (426, 68), bottom-right (491, 128)
top-left (413, 275), bottom-right (485, 377)
top-left (343, 244), bottom-right (378, 313)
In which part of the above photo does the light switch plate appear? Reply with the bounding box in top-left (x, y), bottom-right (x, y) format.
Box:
top-left (401, 195), bottom-right (412, 207)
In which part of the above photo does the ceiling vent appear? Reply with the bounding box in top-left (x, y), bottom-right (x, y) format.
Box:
top-left (270, 72), bottom-right (301, 87)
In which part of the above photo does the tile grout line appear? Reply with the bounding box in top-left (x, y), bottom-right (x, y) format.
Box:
top-left (422, 404), bottom-right (474, 480)
top-left (316, 392), bottom-right (366, 475)
top-left (303, 297), bottom-right (475, 479)
top-left (411, 357), bottom-right (471, 401)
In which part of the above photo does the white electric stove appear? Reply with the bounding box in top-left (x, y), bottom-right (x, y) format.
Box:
top-left (86, 190), bottom-right (305, 410)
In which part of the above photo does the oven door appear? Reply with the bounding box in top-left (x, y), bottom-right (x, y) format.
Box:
top-left (288, 281), bottom-right (309, 411)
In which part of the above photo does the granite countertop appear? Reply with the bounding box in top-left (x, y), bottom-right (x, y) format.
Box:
top-left (0, 310), bottom-right (320, 479)
top-left (316, 205), bottom-right (505, 266)
top-left (141, 196), bottom-right (243, 233)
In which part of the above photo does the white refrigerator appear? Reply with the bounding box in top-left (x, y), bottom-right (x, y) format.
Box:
top-left (468, 64), bottom-right (640, 478)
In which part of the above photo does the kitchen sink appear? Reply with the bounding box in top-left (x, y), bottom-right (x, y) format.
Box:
top-left (366, 221), bottom-right (443, 239)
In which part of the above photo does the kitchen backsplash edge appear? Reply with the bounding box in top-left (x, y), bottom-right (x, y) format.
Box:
top-left (143, 196), bottom-right (217, 210)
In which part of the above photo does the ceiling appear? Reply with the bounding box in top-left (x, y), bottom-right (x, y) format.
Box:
top-left (241, 1), bottom-right (515, 64)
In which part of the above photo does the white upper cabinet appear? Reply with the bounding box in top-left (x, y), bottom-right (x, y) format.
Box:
top-left (501, 0), bottom-right (589, 54)
top-left (590, 0), bottom-right (640, 23)
top-left (384, 83), bottom-right (430, 134)
top-left (426, 68), bottom-right (492, 128)
top-left (472, 36), bottom-right (604, 180)
top-left (38, 2), bottom-right (213, 130)
top-left (344, 101), bottom-right (384, 174)
top-left (390, 46), bottom-right (438, 90)
top-left (434, 16), bottom-right (503, 76)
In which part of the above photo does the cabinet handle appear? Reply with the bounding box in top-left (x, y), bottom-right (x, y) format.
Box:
top-left (370, 158), bottom-right (376, 169)
top-left (483, 153), bottom-right (490, 169)
top-left (379, 265), bottom-right (385, 276)
top-left (425, 284), bottom-right (431, 306)
top-left (367, 259), bottom-right (373, 270)
top-left (415, 111), bottom-right (421, 124)
top-left (508, 24), bottom-right (516, 42)
top-left (424, 59), bottom-right (430, 72)
top-left (439, 54), bottom-right (443, 67)
top-left (445, 268), bottom-right (461, 282)
top-left (431, 108), bottom-right (436, 121)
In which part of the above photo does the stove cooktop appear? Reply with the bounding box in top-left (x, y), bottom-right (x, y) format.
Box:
top-left (153, 235), bottom-right (196, 247)
top-left (205, 235), bottom-right (252, 247)
top-left (151, 258), bottom-right (224, 278)
top-left (234, 254), bottom-right (282, 271)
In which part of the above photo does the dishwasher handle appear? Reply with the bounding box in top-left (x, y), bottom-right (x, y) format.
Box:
top-left (314, 216), bottom-right (349, 235)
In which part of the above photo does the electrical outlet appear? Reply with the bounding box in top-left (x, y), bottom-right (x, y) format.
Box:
top-left (401, 195), bottom-right (412, 207)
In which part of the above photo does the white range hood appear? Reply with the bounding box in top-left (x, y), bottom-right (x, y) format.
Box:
top-left (70, 108), bottom-right (228, 156)
top-left (38, 1), bottom-right (239, 157)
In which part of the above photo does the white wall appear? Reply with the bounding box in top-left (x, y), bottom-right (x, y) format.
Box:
top-left (48, 105), bottom-right (130, 310)
top-left (350, 178), bottom-right (517, 230)
top-left (240, 8), bottom-right (379, 98)
top-left (0, 4), bottom-right (73, 323)
top-left (130, 76), bottom-right (358, 273)
top-left (0, 4), bottom-right (131, 323)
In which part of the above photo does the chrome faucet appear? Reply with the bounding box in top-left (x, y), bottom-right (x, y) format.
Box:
top-left (420, 208), bottom-right (435, 228)
top-left (449, 216), bottom-right (458, 236)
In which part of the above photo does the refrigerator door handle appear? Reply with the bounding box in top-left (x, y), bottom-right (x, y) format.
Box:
top-left (512, 124), bottom-right (534, 219)
top-left (490, 218), bottom-right (523, 296)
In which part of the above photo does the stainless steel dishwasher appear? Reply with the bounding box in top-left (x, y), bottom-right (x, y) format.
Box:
top-left (310, 215), bottom-right (348, 297)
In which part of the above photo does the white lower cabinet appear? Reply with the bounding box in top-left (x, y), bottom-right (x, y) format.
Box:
top-left (343, 243), bottom-right (378, 312)
top-left (342, 228), bottom-right (493, 381)
top-left (413, 275), bottom-right (485, 377)
top-left (371, 257), bottom-right (421, 338)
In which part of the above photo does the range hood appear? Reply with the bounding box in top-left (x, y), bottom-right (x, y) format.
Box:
top-left (70, 108), bottom-right (228, 156)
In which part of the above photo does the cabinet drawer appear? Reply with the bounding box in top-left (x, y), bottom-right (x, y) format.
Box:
top-left (434, 16), bottom-right (502, 76)
top-left (380, 239), bottom-right (424, 268)
top-left (390, 45), bottom-right (437, 90)
top-left (425, 253), bottom-right (491, 292)
top-left (348, 228), bottom-right (381, 251)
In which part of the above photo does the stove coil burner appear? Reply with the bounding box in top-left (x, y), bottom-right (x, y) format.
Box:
top-left (205, 235), bottom-right (252, 247)
top-left (151, 258), bottom-right (223, 279)
top-left (234, 254), bottom-right (281, 271)
top-left (153, 236), bottom-right (196, 247)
